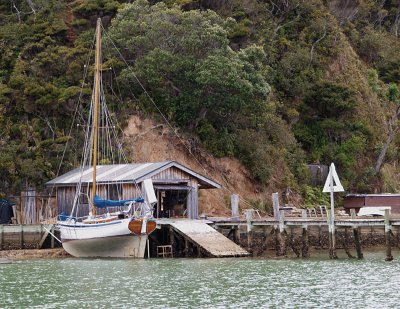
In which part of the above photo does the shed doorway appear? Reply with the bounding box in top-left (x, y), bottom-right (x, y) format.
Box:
top-left (155, 186), bottom-right (190, 218)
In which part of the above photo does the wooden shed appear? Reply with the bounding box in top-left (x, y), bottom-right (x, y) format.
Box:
top-left (343, 194), bottom-right (400, 214)
top-left (46, 161), bottom-right (221, 219)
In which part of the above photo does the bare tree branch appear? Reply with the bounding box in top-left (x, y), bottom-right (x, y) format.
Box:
top-left (309, 24), bottom-right (327, 65)
top-left (273, 14), bottom-right (299, 36)
top-left (375, 104), bottom-right (400, 173)
top-left (10, 0), bottom-right (21, 23)
top-left (25, 0), bottom-right (36, 22)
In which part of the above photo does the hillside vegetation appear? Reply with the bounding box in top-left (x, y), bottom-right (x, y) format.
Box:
top-left (1, 0), bottom-right (400, 207)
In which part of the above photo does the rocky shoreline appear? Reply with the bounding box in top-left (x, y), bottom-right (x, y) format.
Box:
top-left (0, 248), bottom-right (70, 260)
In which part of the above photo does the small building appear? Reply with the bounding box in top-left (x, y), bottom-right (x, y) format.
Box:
top-left (46, 161), bottom-right (221, 219)
top-left (343, 194), bottom-right (400, 214)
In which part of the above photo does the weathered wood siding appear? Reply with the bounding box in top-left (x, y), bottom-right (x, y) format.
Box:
top-left (56, 166), bottom-right (202, 219)
top-left (151, 166), bottom-right (199, 219)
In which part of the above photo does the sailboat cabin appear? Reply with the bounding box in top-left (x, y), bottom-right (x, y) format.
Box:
top-left (46, 161), bottom-right (221, 219)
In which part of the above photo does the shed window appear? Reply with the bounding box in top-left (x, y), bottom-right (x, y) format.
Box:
top-left (108, 184), bottom-right (123, 200)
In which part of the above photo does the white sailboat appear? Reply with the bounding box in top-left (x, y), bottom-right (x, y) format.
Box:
top-left (57, 18), bottom-right (156, 258)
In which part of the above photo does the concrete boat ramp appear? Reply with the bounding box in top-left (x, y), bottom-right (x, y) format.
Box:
top-left (157, 219), bottom-right (249, 257)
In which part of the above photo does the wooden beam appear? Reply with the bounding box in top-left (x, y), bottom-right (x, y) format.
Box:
top-left (20, 224), bottom-right (24, 249)
top-left (343, 227), bottom-right (355, 258)
top-left (353, 226), bottom-right (363, 259)
top-left (327, 211), bottom-right (337, 259)
top-left (0, 225), bottom-right (3, 250)
top-left (50, 225), bottom-right (55, 249)
top-left (276, 210), bottom-right (287, 257)
top-left (38, 224), bottom-right (53, 249)
top-left (231, 194), bottom-right (239, 221)
top-left (272, 192), bottom-right (280, 221)
top-left (301, 210), bottom-right (309, 258)
top-left (385, 209), bottom-right (393, 261)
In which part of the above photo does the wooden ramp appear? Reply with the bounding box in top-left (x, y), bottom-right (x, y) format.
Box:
top-left (168, 220), bottom-right (249, 257)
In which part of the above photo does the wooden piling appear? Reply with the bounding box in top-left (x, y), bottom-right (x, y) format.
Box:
top-left (397, 226), bottom-right (400, 248)
top-left (385, 209), bottom-right (393, 261)
top-left (272, 192), bottom-right (280, 221)
top-left (327, 212), bottom-right (337, 259)
top-left (318, 225), bottom-right (323, 248)
top-left (50, 225), bottom-right (55, 249)
top-left (169, 226), bottom-right (175, 255)
top-left (233, 226), bottom-right (240, 245)
top-left (19, 224), bottom-right (24, 249)
top-left (0, 225), bottom-right (3, 250)
top-left (231, 194), bottom-right (240, 222)
top-left (343, 227), bottom-right (355, 258)
top-left (184, 238), bottom-right (189, 257)
top-left (301, 210), bottom-right (309, 258)
top-left (349, 209), bottom-right (362, 259)
top-left (245, 209), bottom-right (253, 251)
top-left (247, 231), bottom-right (253, 252)
top-left (353, 227), bottom-right (363, 259)
top-left (289, 227), bottom-right (300, 258)
top-left (263, 226), bottom-right (268, 252)
top-left (276, 210), bottom-right (287, 257)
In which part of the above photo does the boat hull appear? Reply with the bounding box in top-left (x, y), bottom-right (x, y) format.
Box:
top-left (58, 218), bottom-right (149, 258)
top-left (62, 234), bottom-right (148, 258)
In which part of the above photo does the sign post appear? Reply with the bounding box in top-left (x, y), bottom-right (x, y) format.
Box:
top-left (323, 163), bottom-right (344, 259)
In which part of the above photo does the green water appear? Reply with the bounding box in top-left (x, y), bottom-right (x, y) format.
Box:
top-left (1, 251), bottom-right (400, 308)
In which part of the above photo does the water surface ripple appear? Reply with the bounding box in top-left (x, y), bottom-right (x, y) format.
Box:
top-left (0, 251), bottom-right (399, 308)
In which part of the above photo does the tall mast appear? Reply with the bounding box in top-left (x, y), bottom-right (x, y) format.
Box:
top-left (91, 18), bottom-right (101, 216)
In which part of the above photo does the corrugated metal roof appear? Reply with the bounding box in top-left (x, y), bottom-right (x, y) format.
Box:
top-left (46, 161), bottom-right (221, 189)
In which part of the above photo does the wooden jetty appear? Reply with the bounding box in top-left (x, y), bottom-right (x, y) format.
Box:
top-left (152, 219), bottom-right (249, 258)
top-left (209, 206), bottom-right (400, 261)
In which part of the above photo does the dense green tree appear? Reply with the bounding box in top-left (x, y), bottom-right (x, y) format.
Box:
top-left (2, 0), bottom-right (400, 199)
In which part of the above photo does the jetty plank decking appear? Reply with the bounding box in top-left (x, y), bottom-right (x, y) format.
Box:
top-left (162, 219), bottom-right (249, 257)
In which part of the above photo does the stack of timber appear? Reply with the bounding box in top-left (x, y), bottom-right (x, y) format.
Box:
top-left (166, 219), bottom-right (249, 257)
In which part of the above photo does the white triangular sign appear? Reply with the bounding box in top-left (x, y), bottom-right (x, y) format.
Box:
top-left (322, 163), bottom-right (344, 193)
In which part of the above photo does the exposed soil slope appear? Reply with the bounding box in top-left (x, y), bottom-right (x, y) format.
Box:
top-left (123, 115), bottom-right (268, 216)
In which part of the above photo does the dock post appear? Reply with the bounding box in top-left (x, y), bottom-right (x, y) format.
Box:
top-left (272, 192), bottom-right (280, 221)
top-left (289, 227), bottom-right (300, 257)
top-left (263, 226), bottom-right (268, 252)
top-left (231, 194), bottom-right (240, 221)
top-left (276, 210), bottom-right (287, 257)
top-left (353, 226), bottom-right (363, 259)
top-left (245, 209), bottom-right (253, 251)
top-left (20, 224), bottom-right (24, 249)
top-left (385, 209), bottom-right (393, 261)
top-left (327, 212), bottom-right (337, 259)
top-left (301, 210), bottom-right (309, 258)
top-left (343, 227), bottom-right (355, 258)
top-left (0, 225), bottom-right (3, 250)
top-left (350, 209), bottom-right (363, 259)
top-left (169, 226), bottom-right (175, 255)
top-left (233, 226), bottom-right (241, 245)
top-left (318, 225), bottom-right (323, 248)
top-left (50, 225), bottom-right (55, 249)
top-left (184, 238), bottom-right (189, 257)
